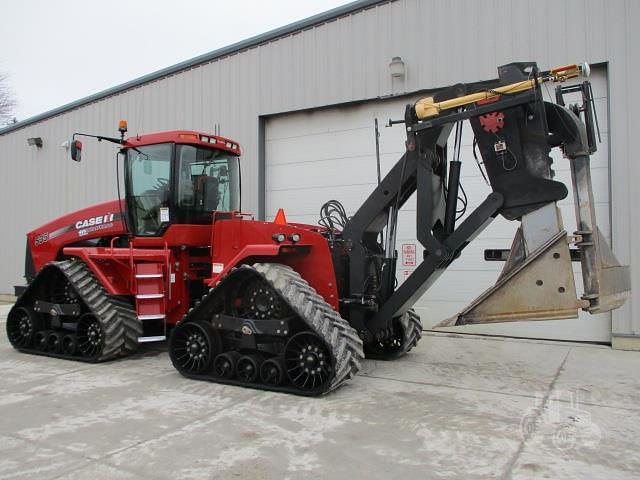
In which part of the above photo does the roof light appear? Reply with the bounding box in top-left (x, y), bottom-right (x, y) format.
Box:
top-left (118, 120), bottom-right (128, 133)
top-left (199, 135), bottom-right (217, 144)
top-left (179, 133), bottom-right (198, 141)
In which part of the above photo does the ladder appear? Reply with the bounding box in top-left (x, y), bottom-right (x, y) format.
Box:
top-left (134, 262), bottom-right (167, 342)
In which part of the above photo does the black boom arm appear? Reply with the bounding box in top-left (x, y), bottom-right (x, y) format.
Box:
top-left (338, 62), bottom-right (582, 342)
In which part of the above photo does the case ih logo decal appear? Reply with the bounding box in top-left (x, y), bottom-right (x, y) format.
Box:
top-left (75, 214), bottom-right (115, 230)
top-left (76, 213), bottom-right (117, 237)
top-left (34, 212), bottom-right (123, 246)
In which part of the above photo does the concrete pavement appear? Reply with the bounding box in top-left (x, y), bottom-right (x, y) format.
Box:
top-left (0, 304), bottom-right (12, 322)
top-left (0, 322), bottom-right (639, 479)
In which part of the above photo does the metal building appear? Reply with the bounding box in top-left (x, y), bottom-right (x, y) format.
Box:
top-left (1, 0), bottom-right (637, 348)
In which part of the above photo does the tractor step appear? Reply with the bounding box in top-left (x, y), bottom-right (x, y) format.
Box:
top-left (133, 262), bottom-right (167, 341)
top-left (138, 335), bottom-right (167, 343)
top-left (138, 314), bottom-right (166, 321)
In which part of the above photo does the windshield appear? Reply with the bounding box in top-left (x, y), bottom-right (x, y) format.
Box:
top-left (125, 142), bottom-right (241, 236)
top-left (174, 145), bottom-right (240, 224)
top-left (126, 144), bottom-right (172, 236)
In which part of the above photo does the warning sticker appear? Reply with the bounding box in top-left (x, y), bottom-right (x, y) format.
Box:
top-left (212, 263), bottom-right (224, 274)
top-left (402, 243), bottom-right (417, 266)
top-left (160, 207), bottom-right (170, 223)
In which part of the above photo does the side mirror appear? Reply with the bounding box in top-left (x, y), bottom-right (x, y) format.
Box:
top-left (70, 139), bottom-right (82, 162)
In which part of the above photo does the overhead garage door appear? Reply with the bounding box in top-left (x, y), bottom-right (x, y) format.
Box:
top-left (265, 67), bottom-right (611, 342)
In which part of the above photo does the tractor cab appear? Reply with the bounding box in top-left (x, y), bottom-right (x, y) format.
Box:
top-left (122, 131), bottom-right (241, 236)
top-left (70, 124), bottom-right (242, 237)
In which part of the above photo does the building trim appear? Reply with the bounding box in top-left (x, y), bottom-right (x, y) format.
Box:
top-left (0, 0), bottom-right (389, 137)
top-left (257, 116), bottom-right (266, 221)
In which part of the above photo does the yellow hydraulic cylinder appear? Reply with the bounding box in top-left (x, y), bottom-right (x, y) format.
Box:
top-left (413, 63), bottom-right (588, 120)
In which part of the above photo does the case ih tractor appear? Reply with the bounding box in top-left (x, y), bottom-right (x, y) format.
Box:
top-left (6, 62), bottom-right (630, 395)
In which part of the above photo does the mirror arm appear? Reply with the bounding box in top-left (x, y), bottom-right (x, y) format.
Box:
top-left (72, 132), bottom-right (124, 145)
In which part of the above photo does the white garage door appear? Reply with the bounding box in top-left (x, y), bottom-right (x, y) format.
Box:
top-left (265, 68), bottom-right (611, 342)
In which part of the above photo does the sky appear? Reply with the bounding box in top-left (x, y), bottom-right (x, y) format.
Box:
top-left (0, 0), bottom-right (354, 121)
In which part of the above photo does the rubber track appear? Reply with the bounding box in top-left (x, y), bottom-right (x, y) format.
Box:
top-left (397, 309), bottom-right (423, 356)
top-left (12, 259), bottom-right (142, 362)
top-left (254, 263), bottom-right (364, 393)
top-left (178, 263), bottom-right (364, 395)
top-left (364, 308), bottom-right (423, 360)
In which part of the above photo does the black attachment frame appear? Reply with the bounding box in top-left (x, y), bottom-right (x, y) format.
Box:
top-left (555, 81), bottom-right (601, 154)
top-left (338, 62), bottom-right (571, 340)
top-left (33, 300), bottom-right (81, 317)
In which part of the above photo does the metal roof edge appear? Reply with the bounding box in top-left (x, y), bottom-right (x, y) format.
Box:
top-left (0, 0), bottom-right (387, 136)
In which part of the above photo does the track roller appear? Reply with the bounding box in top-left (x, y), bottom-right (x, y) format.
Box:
top-left (46, 331), bottom-right (64, 354)
top-left (236, 354), bottom-right (264, 383)
top-left (213, 351), bottom-right (241, 379)
top-left (33, 330), bottom-right (49, 351)
top-left (62, 334), bottom-right (78, 356)
top-left (260, 357), bottom-right (285, 386)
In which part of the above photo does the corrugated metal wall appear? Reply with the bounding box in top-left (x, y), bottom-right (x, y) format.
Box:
top-left (0, 0), bottom-right (637, 340)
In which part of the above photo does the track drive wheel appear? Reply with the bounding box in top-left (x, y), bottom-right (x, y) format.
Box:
top-left (169, 321), bottom-right (220, 374)
top-left (6, 307), bottom-right (41, 348)
top-left (239, 279), bottom-right (285, 319)
top-left (77, 313), bottom-right (105, 359)
top-left (284, 332), bottom-right (333, 393)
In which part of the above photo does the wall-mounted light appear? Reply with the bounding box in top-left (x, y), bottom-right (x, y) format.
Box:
top-left (389, 56), bottom-right (405, 78)
top-left (27, 137), bottom-right (43, 148)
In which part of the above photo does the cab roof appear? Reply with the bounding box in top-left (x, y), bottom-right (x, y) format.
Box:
top-left (124, 130), bottom-right (241, 156)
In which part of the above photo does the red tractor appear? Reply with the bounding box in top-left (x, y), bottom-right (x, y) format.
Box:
top-left (8, 126), bottom-right (364, 394)
top-left (6, 62), bottom-right (630, 395)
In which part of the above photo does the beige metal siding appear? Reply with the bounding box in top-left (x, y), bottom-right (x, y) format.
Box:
top-left (0, 0), bottom-right (637, 339)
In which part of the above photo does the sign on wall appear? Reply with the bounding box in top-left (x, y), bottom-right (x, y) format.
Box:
top-left (402, 243), bottom-right (416, 267)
